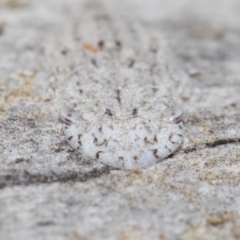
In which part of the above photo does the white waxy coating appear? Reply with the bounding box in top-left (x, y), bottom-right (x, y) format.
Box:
top-left (58, 13), bottom-right (184, 169)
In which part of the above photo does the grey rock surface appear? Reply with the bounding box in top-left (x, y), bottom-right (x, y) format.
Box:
top-left (0, 0), bottom-right (240, 239)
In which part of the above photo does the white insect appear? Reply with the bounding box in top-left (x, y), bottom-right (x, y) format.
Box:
top-left (58, 15), bottom-right (184, 169)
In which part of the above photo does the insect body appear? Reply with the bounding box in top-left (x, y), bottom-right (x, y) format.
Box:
top-left (59, 16), bottom-right (184, 169)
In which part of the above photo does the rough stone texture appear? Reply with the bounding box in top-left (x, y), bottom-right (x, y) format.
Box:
top-left (0, 0), bottom-right (240, 239)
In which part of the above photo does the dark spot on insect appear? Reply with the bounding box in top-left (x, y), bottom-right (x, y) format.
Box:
top-left (94, 137), bottom-right (98, 143)
top-left (0, 23), bottom-right (4, 35)
top-left (15, 158), bottom-right (25, 163)
top-left (162, 101), bottom-right (168, 107)
top-left (91, 59), bottom-right (98, 67)
top-left (105, 108), bottom-right (113, 117)
top-left (76, 82), bottom-right (80, 85)
top-left (150, 47), bottom-right (157, 53)
top-left (68, 136), bottom-right (73, 141)
top-left (128, 59), bottom-right (135, 68)
top-left (95, 101), bottom-right (99, 107)
top-left (78, 134), bottom-right (82, 145)
top-left (98, 40), bottom-right (104, 49)
top-left (61, 49), bottom-right (68, 55)
top-left (152, 87), bottom-right (158, 93)
top-left (177, 134), bottom-right (182, 137)
top-left (133, 156), bottom-right (138, 161)
top-left (94, 13), bottom-right (109, 21)
top-left (153, 149), bottom-right (159, 158)
top-left (132, 108), bottom-right (138, 116)
top-left (144, 137), bottom-right (155, 144)
top-left (79, 89), bottom-right (83, 94)
top-left (37, 221), bottom-right (55, 227)
top-left (179, 125), bottom-right (182, 129)
top-left (54, 148), bottom-right (63, 153)
top-left (115, 40), bottom-right (122, 49)
top-left (115, 89), bottom-right (121, 104)
top-left (98, 126), bottom-right (102, 133)
top-left (169, 134), bottom-right (178, 144)
top-left (96, 151), bottom-right (103, 159)
top-left (96, 139), bottom-right (107, 146)
top-left (61, 117), bottom-right (74, 126)
top-left (154, 135), bottom-right (158, 142)
top-left (67, 149), bottom-right (74, 153)
top-left (165, 146), bottom-right (172, 152)
top-left (119, 156), bottom-right (124, 161)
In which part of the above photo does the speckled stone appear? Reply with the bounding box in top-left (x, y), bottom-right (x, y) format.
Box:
top-left (0, 0), bottom-right (240, 239)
